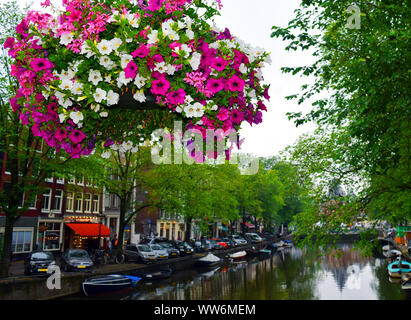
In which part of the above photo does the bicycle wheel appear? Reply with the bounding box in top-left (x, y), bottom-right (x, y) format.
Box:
top-left (115, 254), bottom-right (125, 264)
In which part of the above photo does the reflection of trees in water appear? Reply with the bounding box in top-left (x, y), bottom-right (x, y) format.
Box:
top-left (318, 243), bottom-right (370, 292)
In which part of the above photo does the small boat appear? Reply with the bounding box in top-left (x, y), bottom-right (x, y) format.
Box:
top-left (388, 259), bottom-right (411, 278)
top-left (402, 277), bottom-right (411, 290)
top-left (82, 274), bottom-right (141, 297)
top-left (143, 268), bottom-right (173, 281)
top-left (382, 245), bottom-right (392, 251)
top-left (228, 250), bottom-right (247, 260)
top-left (257, 249), bottom-right (271, 260)
top-left (195, 253), bottom-right (222, 268)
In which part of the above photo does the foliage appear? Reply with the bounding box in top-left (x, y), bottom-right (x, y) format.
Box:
top-left (271, 0), bottom-right (411, 246)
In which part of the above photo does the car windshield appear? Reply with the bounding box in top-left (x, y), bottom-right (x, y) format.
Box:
top-left (32, 252), bottom-right (53, 260)
top-left (138, 245), bottom-right (151, 252)
top-left (68, 250), bottom-right (88, 258)
top-left (151, 245), bottom-right (163, 250)
top-left (160, 243), bottom-right (172, 248)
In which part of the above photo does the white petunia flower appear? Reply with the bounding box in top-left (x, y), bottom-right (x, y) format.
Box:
top-left (133, 90), bottom-right (146, 103)
top-left (60, 98), bottom-right (73, 109)
top-left (110, 38), bottom-right (122, 51)
top-left (154, 61), bottom-right (167, 73)
top-left (59, 79), bottom-right (73, 91)
top-left (193, 102), bottom-right (205, 118)
top-left (189, 52), bottom-right (202, 71)
top-left (186, 29), bottom-right (194, 40)
top-left (99, 56), bottom-right (115, 70)
top-left (166, 64), bottom-right (176, 76)
top-left (120, 140), bottom-right (133, 152)
top-left (101, 150), bottom-right (111, 159)
top-left (58, 113), bottom-right (67, 123)
top-left (88, 69), bottom-right (103, 86)
top-left (100, 111), bottom-right (109, 118)
top-left (239, 63), bottom-right (248, 74)
top-left (134, 74), bottom-right (147, 89)
top-left (90, 104), bottom-right (101, 113)
top-left (120, 54), bottom-right (133, 69)
top-left (147, 30), bottom-right (159, 44)
top-left (106, 90), bottom-right (119, 106)
top-left (117, 71), bottom-right (132, 87)
top-left (71, 82), bottom-right (84, 95)
top-left (93, 88), bottom-right (107, 103)
top-left (70, 111), bottom-right (83, 124)
top-left (60, 32), bottom-right (73, 46)
top-left (59, 68), bottom-right (75, 81)
top-left (126, 14), bottom-right (140, 28)
top-left (97, 39), bottom-right (113, 55)
top-left (184, 104), bottom-right (196, 118)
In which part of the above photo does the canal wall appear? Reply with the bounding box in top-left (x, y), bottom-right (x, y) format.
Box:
top-left (0, 242), bottom-right (270, 300)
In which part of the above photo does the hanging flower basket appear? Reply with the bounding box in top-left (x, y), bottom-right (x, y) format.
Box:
top-left (6, 0), bottom-right (271, 160)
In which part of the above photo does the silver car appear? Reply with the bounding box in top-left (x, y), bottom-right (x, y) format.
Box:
top-left (149, 244), bottom-right (169, 260)
top-left (125, 244), bottom-right (157, 264)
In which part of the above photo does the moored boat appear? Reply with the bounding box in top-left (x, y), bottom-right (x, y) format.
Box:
top-left (257, 249), bottom-right (271, 260)
top-left (82, 274), bottom-right (141, 297)
top-left (143, 268), bottom-right (173, 281)
top-left (402, 277), bottom-right (411, 290)
top-left (195, 253), bottom-right (222, 268)
top-left (228, 250), bottom-right (247, 260)
top-left (387, 259), bottom-right (411, 278)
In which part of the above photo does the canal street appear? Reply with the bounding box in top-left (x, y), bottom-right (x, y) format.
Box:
top-left (64, 241), bottom-right (411, 301)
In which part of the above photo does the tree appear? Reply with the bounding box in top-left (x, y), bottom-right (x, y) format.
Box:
top-left (271, 0), bottom-right (410, 235)
top-left (0, 1), bottom-right (69, 277)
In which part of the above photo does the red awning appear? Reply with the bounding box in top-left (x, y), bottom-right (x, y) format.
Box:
top-left (66, 223), bottom-right (111, 237)
top-left (245, 222), bottom-right (255, 228)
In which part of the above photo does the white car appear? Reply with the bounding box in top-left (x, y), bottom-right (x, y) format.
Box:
top-left (245, 233), bottom-right (263, 243)
top-left (231, 235), bottom-right (247, 245)
top-left (149, 244), bottom-right (169, 260)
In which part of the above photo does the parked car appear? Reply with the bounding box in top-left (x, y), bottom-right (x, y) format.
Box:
top-left (193, 240), bottom-right (213, 253)
top-left (245, 233), bottom-right (263, 244)
top-left (156, 241), bottom-right (180, 258)
top-left (231, 234), bottom-right (248, 246)
top-left (208, 239), bottom-right (223, 250)
top-left (222, 237), bottom-right (237, 248)
top-left (125, 244), bottom-right (157, 263)
top-left (211, 238), bottom-right (229, 249)
top-left (60, 249), bottom-right (94, 272)
top-left (148, 243), bottom-right (169, 260)
top-left (24, 251), bottom-right (57, 276)
top-left (173, 241), bottom-right (194, 256)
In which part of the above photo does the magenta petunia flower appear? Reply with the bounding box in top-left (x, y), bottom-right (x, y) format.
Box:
top-left (68, 129), bottom-right (86, 144)
top-left (206, 78), bottom-right (224, 95)
top-left (55, 128), bottom-right (68, 142)
top-left (4, 37), bottom-right (15, 49)
top-left (230, 109), bottom-right (244, 125)
top-left (167, 88), bottom-right (186, 105)
top-left (131, 44), bottom-right (150, 58)
top-left (151, 77), bottom-right (171, 96)
top-left (216, 108), bottom-right (230, 121)
top-left (124, 60), bottom-right (138, 79)
top-left (210, 56), bottom-right (229, 72)
top-left (226, 75), bottom-right (245, 92)
top-left (30, 58), bottom-right (53, 72)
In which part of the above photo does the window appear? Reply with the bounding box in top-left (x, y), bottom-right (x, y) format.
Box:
top-left (53, 189), bottom-right (63, 212)
top-left (104, 192), bottom-right (110, 209)
top-left (38, 222), bottom-right (61, 251)
top-left (77, 176), bottom-right (84, 186)
top-left (93, 195), bottom-right (100, 213)
top-left (68, 176), bottom-right (75, 184)
top-left (45, 176), bottom-right (54, 183)
top-left (75, 193), bottom-right (83, 212)
top-left (27, 193), bottom-right (37, 209)
top-left (66, 192), bottom-right (74, 212)
top-left (112, 194), bottom-right (120, 209)
top-left (56, 177), bottom-right (64, 184)
top-left (11, 229), bottom-right (32, 253)
top-left (84, 194), bottom-right (91, 213)
top-left (41, 188), bottom-right (52, 212)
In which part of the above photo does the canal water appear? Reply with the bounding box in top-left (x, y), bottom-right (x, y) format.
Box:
top-left (73, 242), bottom-right (410, 300)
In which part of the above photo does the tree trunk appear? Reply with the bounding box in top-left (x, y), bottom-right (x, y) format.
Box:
top-left (0, 215), bottom-right (16, 278)
top-left (185, 216), bottom-right (193, 242)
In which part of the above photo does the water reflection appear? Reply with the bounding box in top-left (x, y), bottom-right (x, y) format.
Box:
top-left (94, 243), bottom-right (410, 300)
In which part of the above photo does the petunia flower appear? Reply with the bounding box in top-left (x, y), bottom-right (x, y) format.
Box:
top-left (68, 130), bottom-right (86, 144)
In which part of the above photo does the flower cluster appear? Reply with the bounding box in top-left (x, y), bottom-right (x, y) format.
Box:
top-left (6, 0), bottom-right (271, 159)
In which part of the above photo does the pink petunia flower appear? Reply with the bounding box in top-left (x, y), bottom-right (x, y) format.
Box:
top-left (206, 78), bottom-right (225, 95)
top-left (151, 77), bottom-right (171, 96)
top-left (68, 129), bottom-right (86, 144)
top-left (216, 108), bottom-right (230, 121)
top-left (124, 60), bottom-right (138, 79)
top-left (131, 43), bottom-right (150, 58)
top-left (30, 58), bottom-right (54, 72)
top-left (167, 88), bottom-right (186, 105)
top-left (226, 75), bottom-right (245, 92)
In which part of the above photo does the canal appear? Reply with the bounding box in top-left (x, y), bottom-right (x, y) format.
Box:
top-left (68, 241), bottom-right (410, 300)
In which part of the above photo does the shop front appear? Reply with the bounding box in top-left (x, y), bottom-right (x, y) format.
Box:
top-left (63, 214), bottom-right (110, 251)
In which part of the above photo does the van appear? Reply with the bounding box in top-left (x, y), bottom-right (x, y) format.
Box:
top-left (245, 233), bottom-right (263, 243)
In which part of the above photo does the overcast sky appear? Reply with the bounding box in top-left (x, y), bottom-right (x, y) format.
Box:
top-left (4, 0), bottom-right (317, 158)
